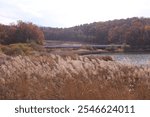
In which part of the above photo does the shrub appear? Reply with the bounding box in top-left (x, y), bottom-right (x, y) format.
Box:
top-left (0, 43), bottom-right (37, 56)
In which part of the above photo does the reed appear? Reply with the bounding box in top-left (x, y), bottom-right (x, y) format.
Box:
top-left (0, 54), bottom-right (150, 99)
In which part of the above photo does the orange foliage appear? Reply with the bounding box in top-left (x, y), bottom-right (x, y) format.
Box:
top-left (0, 21), bottom-right (44, 45)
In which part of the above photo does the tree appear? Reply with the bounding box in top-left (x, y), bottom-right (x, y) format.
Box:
top-left (15, 21), bottom-right (44, 44)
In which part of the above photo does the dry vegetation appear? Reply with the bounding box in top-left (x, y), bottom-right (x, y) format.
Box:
top-left (0, 53), bottom-right (150, 99)
top-left (0, 43), bottom-right (46, 56)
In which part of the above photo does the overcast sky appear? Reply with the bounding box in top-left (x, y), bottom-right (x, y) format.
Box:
top-left (0, 0), bottom-right (150, 27)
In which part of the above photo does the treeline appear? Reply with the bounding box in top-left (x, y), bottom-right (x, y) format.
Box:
top-left (42, 17), bottom-right (150, 48)
top-left (1, 17), bottom-right (150, 49)
top-left (0, 21), bottom-right (44, 45)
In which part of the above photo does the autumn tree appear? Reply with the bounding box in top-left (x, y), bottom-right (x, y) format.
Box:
top-left (0, 24), bottom-right (8, 44)
top-left (0, 21), bottom-right (45, 45)
top-left (15, 21), bottom-right (44, 44)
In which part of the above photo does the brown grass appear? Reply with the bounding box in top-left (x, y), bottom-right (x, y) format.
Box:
top-left (0, 54), bottom-right (150, 99)
top-left (0, 43), bottom-right (46, 56)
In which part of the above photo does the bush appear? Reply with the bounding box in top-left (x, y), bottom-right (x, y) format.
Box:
top-left (0, 43), bottom-right (35, 56)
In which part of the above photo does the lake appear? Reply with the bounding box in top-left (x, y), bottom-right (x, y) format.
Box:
top-left (95, 53), bottom-right (150, 66)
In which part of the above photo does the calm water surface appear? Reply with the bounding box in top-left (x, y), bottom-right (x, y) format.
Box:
top-left (97, 53), bottom-right (150, 66)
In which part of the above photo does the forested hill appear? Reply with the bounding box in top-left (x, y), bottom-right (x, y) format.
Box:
top-left (42, 17), bottom-right (150, 48)
top-left (1, 17), bottom-right (150, 49)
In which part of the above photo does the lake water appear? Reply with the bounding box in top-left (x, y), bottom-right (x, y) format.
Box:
top-left (96, 53), bottom-right (150, 66)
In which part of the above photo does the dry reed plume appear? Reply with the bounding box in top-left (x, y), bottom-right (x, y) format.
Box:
top-left (0, 53), bottom-right (150, 99)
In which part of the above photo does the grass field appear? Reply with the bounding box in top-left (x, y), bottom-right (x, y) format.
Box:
top-left (0, 53), bottom-right (150, 99)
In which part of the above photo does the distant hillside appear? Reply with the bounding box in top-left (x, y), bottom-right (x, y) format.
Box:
top-left (1, 17), bottom-right (150, 50)
top-left (42, 17), bottom-right (150, 49)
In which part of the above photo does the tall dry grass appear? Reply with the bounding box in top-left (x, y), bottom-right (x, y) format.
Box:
top-left (0, 54), bottom-right (150, 99)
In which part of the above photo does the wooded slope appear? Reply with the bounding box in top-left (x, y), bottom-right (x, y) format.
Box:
top-left (42, 17), bottom-right (150, 48)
